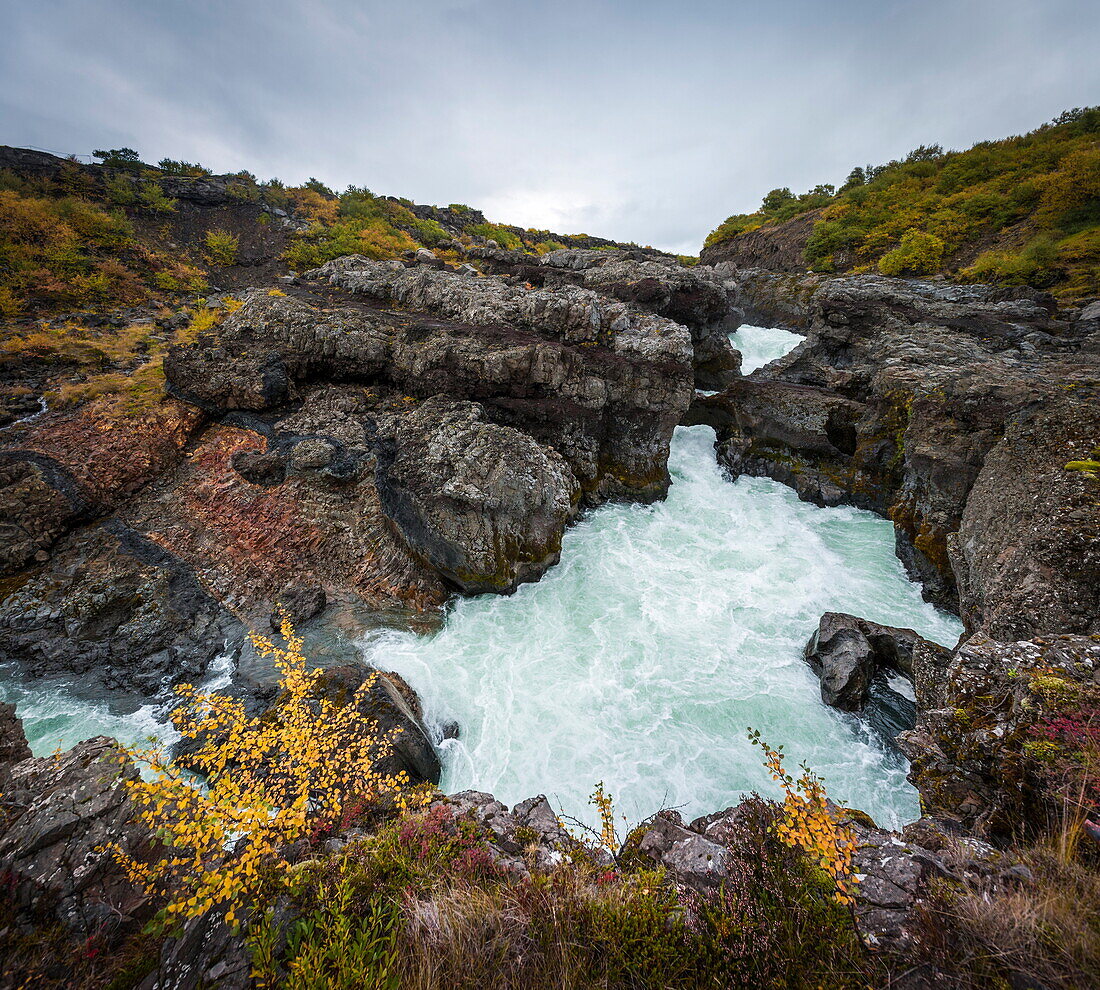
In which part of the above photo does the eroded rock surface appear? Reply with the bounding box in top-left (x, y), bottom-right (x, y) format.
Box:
top-left (451, 247), bottom-right (743, 388)
top-left (0, 716), bottom-right (151, 937)
top-left (376, 396), bottom-right (580, 593)
top-left (690, 269), bottom-right (1099, 633)
top-left (0, 521), bottom-right (241, 693)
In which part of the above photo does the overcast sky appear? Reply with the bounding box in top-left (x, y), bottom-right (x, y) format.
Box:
top-left (2, 0), bottom-right (1098, 254)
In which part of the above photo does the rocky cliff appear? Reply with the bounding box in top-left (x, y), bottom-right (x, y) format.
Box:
top-left (688, 269), bottom-right (1100, 634)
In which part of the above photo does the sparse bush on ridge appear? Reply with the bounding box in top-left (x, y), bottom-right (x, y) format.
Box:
top-left (137, 180), bottom-right (177, 214)
top-left (464, 221), bottom-right (522, 250)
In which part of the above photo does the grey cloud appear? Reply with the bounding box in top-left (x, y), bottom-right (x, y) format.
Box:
top-left (2, 0), bottom-right (1097, 254)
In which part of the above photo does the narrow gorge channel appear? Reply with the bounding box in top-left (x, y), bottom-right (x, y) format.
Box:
top-left (0, 327), bottom-right (962, 830)
top-left (364, 327), bottom-right (962, 829)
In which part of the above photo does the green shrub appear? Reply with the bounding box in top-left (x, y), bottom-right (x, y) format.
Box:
top-left (104, 175), bottom-right (136, 206)
top-left (878, 228), bottom-right (945, 275)
top-left (227, 180), bottom-right (261, 201)
top-left (157, 159), bottom-right (210, 176)
top-left (465, 222), bottom-right (521, 250)
top-left (405, 215), bottom-right (449, 246)
top-left (283, 218), bottom-right (416, 270)
top-left (205, 228), bottom-right (239, 265)
top-left (962, 235), bottom-right (1061, 286)
top-left (260, 179), bottom-right (290, 210)
top-left (93, 147), bottom-right (142, 170)
top-left (137, 181), bottom-right (177, 213)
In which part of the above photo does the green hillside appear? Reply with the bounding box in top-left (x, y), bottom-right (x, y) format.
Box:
top-left (704, 107), bottom-right (1100, 299)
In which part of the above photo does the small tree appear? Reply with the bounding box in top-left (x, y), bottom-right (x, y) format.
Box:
top-left (116, 615), bottom-right (421, 928)
top-left (749, 729), bottom-right (859, 907)
top-left (205, 228), bottom-right (240, 265)
top-left (93, 147), bottom-right (142, 170)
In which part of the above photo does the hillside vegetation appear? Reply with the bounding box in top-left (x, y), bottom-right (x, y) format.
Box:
top-left (0, 145), bottom-right (642, 424)
top-left (703, 107), bottom-right (1100, 299)
top-left (0, 146), bottom-right (640, 323)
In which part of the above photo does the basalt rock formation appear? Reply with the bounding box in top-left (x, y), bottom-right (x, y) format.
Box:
top-left (459, 247), bottom-right (744, 389)
top-left (688, 269), bottom-right (1100, 634)
top-left (0, 704), bottom-right (153, 937)
top-left (1, 254), bottom-right (694, 704)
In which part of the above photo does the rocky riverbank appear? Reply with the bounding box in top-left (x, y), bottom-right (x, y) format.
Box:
top-left (2, 229), bottom-right (1099, 987)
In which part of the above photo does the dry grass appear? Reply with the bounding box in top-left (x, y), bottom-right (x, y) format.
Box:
top-left (915, 836), bottom-right (1100, 989)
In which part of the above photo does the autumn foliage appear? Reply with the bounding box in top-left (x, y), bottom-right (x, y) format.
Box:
top-left (749, 729), bottom-right (859, 907)
top-left (115, 613), bottom-right (421, 929)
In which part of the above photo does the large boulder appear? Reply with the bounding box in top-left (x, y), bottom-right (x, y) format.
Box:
top-left (376, 397), bottom-right (580, 593)
top-left (803, 611), bottom-right (952, 711)
top-left (313, 664), bottom-right (442, 786)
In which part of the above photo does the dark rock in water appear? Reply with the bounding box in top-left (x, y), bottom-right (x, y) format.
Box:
top-left (177, 657), bottom-right (442, 787)
top-left (376, 396), bottom-right (580, 594)
top-left (317, 664), bottom-right (442, 786)
top-left (0, 521), bottom-right (242, 694)
top-left (864, 678), bottom-right (918, 743)
top-left (269, 583), bottom-right (327, 629)
top-left (0, 724), bottom-right (151, 937)
top-left (803, 611), bottom-right (948, 711)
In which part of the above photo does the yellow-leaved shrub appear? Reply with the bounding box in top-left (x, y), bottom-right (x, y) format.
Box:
top-left (116, 614), bottom-right (423, 929)
top-left (749, 729), bottom-right (859, 907)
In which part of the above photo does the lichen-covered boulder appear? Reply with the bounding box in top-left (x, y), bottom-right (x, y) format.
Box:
top-left (376, 397), bottom-right (580, 594)
top-left (899, 632), bottom-right (1100, 838)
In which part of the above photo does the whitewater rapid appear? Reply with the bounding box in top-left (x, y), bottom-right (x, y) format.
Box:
top-left (360, 328), bottom-right (962, 829)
